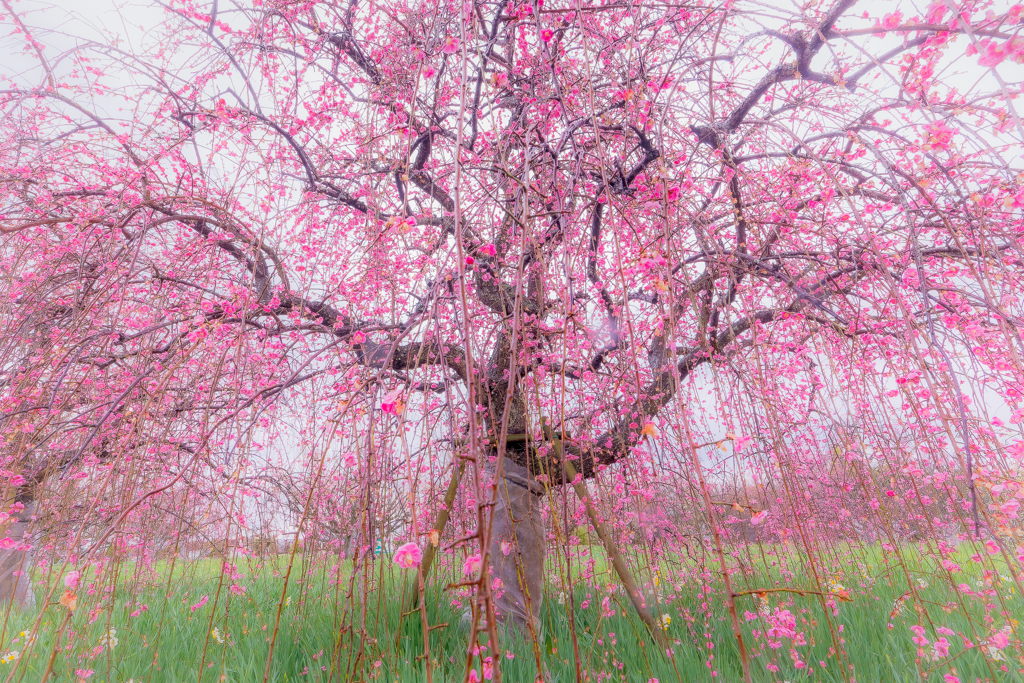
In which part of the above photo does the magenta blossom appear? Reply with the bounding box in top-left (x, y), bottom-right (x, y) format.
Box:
top-left (393, 542), bottom-right (423, 569)
top-left (989, 631), bottom-right (1010, 650)
top-left (462, 553), bottom-right (482, 577)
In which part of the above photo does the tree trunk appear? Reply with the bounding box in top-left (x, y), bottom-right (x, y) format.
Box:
top-left (487, 460), bottom-right (545, 637)
top-left (0, 500), bottom-right (37, 611)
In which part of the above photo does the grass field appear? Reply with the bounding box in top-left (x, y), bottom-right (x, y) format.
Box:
top-left (0, 543), bottom-right (1019, 682)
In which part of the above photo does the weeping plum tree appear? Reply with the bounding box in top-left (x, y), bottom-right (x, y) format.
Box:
top-left (2, 0), bottom-right (1024, 679)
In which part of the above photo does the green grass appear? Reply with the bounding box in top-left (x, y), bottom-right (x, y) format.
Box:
top-left (0, 543), bottom-right (1019, 682)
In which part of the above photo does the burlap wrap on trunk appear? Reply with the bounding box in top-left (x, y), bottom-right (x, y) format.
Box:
top-left (0, 502), bottom-right (36, 611)
top-left (488, 459), bottom-right (545, 638)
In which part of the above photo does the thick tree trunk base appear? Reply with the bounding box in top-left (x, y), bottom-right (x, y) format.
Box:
top-left (0, 503), bottom-right (36, 611)
top-left (464, 461), bottom-right (546, 639)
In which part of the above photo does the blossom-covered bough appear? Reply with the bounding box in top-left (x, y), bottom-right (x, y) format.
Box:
top-left (1, 0), bottom-right (1023, 680)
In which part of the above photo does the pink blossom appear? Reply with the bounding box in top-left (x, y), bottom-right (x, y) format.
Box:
top-left (924, 121), bottom-right (957, 150)
top-left (64, 571), bottom-right (81, 589)
top-left (190, 595), bottom-right (209, 612)
top-left (766, 609), bottom-right (797, 639)
top-left (881, 11), bottom-right (903, 30)
top-left (462, 553), bottom-right (482, 577)
top-left (925, 1), bottom-right (946, 24)
top-left (540, 29), bottom-right (554, 42)
top-left (977, 39), bottom-right (1009, 67)
top-left (1007, 188), bottom-right (1024, 209)
top-left (750, 510), bottom-right (768, 526)
top-left (380, 389), bottom-right (404, 415)
top-left (393, 542), bottom-right (423, 569)
top-left (442, 36), bottom-right (460, 54)
top-left (989, 631), bottom-right (1010, 650)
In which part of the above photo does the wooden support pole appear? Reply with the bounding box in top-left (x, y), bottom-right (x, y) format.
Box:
top-left (559, 456), bottom-right (669, 651)
top-left (405, 462), bottom-right (464, 612)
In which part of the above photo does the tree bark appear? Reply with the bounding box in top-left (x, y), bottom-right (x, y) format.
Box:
top-left (486, 460), bottom-right (545, 637)
top-left (0, 500), bottom-right (37, 611)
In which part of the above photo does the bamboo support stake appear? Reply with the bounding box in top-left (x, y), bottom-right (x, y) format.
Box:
top-left (559, 455), bottom-right (669, 651)
top-left (405, 461), bottom-right (464, 612)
